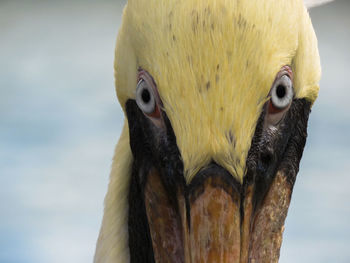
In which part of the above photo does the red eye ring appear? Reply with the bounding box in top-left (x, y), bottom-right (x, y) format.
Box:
top-left (268, 100), bottom-right (284, 114)
top-left (146, 102), bottom-right (161, 118)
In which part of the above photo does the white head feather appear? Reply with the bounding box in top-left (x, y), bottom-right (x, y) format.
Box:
top-left (304, 0), bottom-right (335, 9)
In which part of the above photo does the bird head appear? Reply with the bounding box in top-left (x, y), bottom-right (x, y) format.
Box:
top-left (95, 0), bottom-right (323, 262)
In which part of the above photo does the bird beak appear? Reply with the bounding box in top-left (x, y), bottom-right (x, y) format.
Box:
top-left (126, 98), bottom-right (310, 262)
top-left (144, 162), bottom-right (293, 262)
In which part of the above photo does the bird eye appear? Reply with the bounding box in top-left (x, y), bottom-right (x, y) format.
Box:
top-left (268, 74), bottom-right (294, 114)
top-left (136, 79), bottom-right (156, 114)
top-left (135, 70), bottom-right (161, 119)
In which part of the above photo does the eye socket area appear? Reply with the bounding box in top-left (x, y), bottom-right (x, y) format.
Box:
top-left (135, 71), bottom-right (161, 119)
top-left (136, 79), bottom-right (155, 114)
top-left (268, 68), bottom-right (294, 114)
top-left (266, 67), bottom-right (294, 126)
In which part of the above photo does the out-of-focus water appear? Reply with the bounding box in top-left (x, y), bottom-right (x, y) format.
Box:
top-left (0, 1), bottom-right (349, 262)
top-left (280, 1), bottom-right (350, 262)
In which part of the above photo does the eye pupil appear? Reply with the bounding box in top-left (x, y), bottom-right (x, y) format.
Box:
top-left (276, 85), bottom-right (286, 99)
top-left (141, 89), bottom-right (151, 103)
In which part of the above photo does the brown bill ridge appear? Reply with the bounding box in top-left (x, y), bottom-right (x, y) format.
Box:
top-left (144, 164), bottom-right (293, 263)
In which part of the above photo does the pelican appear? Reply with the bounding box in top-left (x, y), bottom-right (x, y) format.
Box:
top-left (95, 0), bottom-right (330, 262)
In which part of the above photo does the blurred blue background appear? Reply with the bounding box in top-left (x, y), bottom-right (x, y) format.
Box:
top-left (0, 0), bottom-right (349, 262)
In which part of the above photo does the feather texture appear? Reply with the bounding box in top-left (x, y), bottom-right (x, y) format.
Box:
top-left (94, 121), bottom-right (132, 263)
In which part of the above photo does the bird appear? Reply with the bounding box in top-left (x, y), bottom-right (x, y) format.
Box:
top-left (94, 0), bottom-right (331, 262)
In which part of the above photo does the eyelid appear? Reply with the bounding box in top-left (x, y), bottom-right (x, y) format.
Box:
top-left (137, 71), bottom-right (156, 90)
top-left (277, 65), bottom-right (293, 80)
